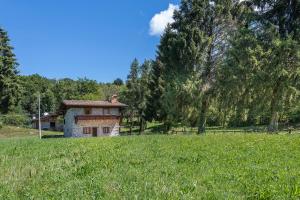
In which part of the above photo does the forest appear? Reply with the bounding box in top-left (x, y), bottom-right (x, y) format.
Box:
top-left (1, 0), bottom-right (300, 134)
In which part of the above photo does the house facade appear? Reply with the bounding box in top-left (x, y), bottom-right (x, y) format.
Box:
top-left (60, 96), bottom-right (126, 137)
top-left (32, 113), bottom-right (63, 131)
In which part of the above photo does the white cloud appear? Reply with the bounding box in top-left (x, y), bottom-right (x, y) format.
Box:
top-left (149, 4), bottom-right (179, 36)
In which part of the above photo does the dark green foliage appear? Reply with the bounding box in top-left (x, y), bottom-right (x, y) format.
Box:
top-left (77, 78), bottom-right (102, 100)
top-left (138, 60), bottom-right (152, 133)
top-left (128, 0), bottom-right (300, 131)
top-left (19, 74), bottom-right (123, 115)
top-left (123, 59), bottom-right (140, 134)
top-left (217, 0), bottom-right (300, 131)
top-left (0, 27), bottom-right (21, 114)
top-left (153, 0), bottom-right (235, 133)
top-left (53, 78), bottom-right (79, 105)
top-left (145, 60), bottom-right (165, 121)
top-left (113, 78), bottom-right (124, 86)
top-left (19, 74), bottom-right (57, 114)
top-left (123, 59), bottom-right (152, 134)
top-left (100, 83), bottom-right (124, 101)
top-left (0, 113), bottom-right (30, 127)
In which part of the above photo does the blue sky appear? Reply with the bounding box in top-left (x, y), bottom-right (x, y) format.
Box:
top-left (0, 0), bottom-right (180, 82)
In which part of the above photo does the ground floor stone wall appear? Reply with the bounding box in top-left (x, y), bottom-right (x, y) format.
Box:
top-left (63, 107), bottom-right (122, 137)
top-left (65, 119), bottom-right (120, 137)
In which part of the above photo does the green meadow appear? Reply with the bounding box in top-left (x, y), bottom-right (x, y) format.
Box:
top-left (0, 128), bottom-right (299, 199)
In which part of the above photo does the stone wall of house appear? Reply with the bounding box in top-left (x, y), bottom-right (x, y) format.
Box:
top-left (63, 107), bottom-right (121, 137)
top-left (77, 119), bottom-right (120, 136)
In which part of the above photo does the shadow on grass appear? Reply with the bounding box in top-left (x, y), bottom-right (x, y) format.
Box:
top-left (42, 134), bottom-right (64, 139)
top-left (120, 124), bottom-right (167, 136)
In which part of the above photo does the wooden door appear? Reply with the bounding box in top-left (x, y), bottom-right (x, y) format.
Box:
top-left (92, 127), bottom-right (98, 137)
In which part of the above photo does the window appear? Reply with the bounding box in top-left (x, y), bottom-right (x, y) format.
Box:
top-left (50, 122), bottom-right (56, 128)
top-left (103, 108), bottom-right (110, 115)
top-left (83, 127), bottom-right (92, 134)
top-left (103, 127), bottom-right (111, 134)
top-left (84, 108), bottom-right (92, 115)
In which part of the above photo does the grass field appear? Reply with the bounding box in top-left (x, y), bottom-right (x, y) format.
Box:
top-left (0, 129), bottom-right (299, 199)
top-left (0, 126), bottom-right (62, 139)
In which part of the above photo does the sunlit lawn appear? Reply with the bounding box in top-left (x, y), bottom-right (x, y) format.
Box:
top-left (0, 131), bottom-right (299, 199)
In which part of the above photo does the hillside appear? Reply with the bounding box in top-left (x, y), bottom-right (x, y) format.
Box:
top-left (0, 126), bottom-right (62, 139)
top-left (0, 134), bottom-right (299, 199)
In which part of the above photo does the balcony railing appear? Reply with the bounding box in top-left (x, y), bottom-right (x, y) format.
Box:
top-left (74, 115), bottom-right (121, 124)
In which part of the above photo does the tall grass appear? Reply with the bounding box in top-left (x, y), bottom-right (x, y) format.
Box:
top-left (0, 134), bottom-right (299, 199)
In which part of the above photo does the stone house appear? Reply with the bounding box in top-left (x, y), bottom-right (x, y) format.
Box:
top-left (32, 113), bottom-right (63, 131)
top-left (60, 96), bottom-right (127, 137)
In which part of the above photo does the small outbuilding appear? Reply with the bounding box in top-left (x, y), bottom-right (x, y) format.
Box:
top-left (32, 113), bottom-right (63, 131)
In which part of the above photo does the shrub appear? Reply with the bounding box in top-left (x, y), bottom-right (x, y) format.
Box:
top-left (0, 113), bottom-right (30, 127)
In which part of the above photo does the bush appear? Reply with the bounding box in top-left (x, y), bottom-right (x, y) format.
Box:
top-left (0, 113), bottom-right (30, 127)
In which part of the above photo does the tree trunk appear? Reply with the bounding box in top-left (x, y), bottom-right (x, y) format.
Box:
top-left (268, 111), bottom-right (279, 133)
top-left (129, 116), bottom-right (133, 135)
top-left (139, 118), bottom-right (145, 134)
top-left (164, 121), bottom-right (171, 133)
top-left (198, 97), bottom-right (209, 134)
top-left (268, 85), bottom-right (280, 133)
top-left (198, 28), bottom-right (213, 134)
top-left (222, 110), bottom-right (227, 128)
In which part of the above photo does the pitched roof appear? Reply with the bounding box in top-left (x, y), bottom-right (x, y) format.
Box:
top-left (62, 100), bottom-right (127, 108)
top-left (32, 113), bottom-right (59, 122)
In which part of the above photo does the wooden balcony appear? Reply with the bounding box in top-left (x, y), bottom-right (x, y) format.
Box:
top-left (74, 115), bottom-right (121, 124)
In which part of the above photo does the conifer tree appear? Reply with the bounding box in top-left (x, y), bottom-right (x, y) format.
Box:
top-left (137, 60), bottom-right (152, 133)
top-left (124, 59), bottom-right (139, 134)
top-left (157, 0), bottom-right (235, 133)
top-left (145, 60), bottom-right (165, 122)
top-left (0, 27), bottom-right (21, 114)
top-left (218, 0), bottom-right (300, 131)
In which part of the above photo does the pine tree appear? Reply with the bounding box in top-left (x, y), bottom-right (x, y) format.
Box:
top-left (155, 25), bottom-right (195, 130)
top-left (124, 59), bottom-right (139, 134)
top-left (113, 78), bottom-right (124, 86)
top-left (257, 0), bottom-right (300, 132)
top-left (0, 27), bottom-right (21, 114)
top-left (145, 60), bottom-right (165, 122)
top-left (137, 60), bottom-right (152, 133)
top-left (157, 0), bottom-right (235, 133)
top-left (218, 0), bottom-right (300, 131)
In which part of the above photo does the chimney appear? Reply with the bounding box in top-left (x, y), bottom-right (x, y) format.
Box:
top-left (110, 94), bottom-right (118, 104)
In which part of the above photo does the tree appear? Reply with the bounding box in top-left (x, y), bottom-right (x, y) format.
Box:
top-left (123, 59), bottom-right (153, 134)
top-left (266, 38), bottom-right (300, 131)
top-left (156, 0), bottom-right (235, 133)
top-left (218, 0), bottom-right (300, 132)
top-left (137, 60), bottom-right (152, 133)
top-left (0, 27), bottom-right (21, 114)
top-left (113, 78), bottom-right (124, 86)
top-left (124, 59), bottom-right (140, 134)
top-left (145, 60), bottom-right (165, 122)
top-left (100, 83), bottom-right (124, 100)
top-left (20, 74), bottom-right (57, 114)
top-left (76, 78), bottom-right (102, 100)
top-left (53, 78), bottom-right (79, 106)
top-left (254, 0), bottom-right (300, 132)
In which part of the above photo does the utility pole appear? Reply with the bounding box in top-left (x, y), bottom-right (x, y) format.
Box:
top-left (38, 93), bottom-right (42, 139)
